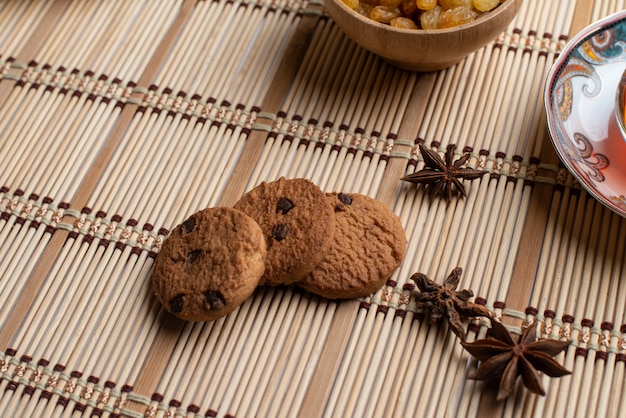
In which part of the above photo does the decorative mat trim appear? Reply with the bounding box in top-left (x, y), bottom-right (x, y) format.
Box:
top-left (0, 44), bottom-right (574, 181)
top-left (0, 160), bottom-right (582, 256)
top-left (0, 137), bottom-right (582, 244)
top-left (4, 207), bottom-right (621, 353)
top-left (371, 280), bottom-right (626, 356)
top-left (1, 294), bottom-right (623, 418)
top-left (0, 349), bottom-right (134, 417)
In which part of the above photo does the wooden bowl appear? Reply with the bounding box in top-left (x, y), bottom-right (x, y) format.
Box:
top-left (323, 0), bottom-right (523, 72)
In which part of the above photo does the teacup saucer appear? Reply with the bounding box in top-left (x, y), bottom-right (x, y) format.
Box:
top-left (545, 10), bottom-right (626, 217)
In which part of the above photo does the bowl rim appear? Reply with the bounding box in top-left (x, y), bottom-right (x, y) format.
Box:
top-left (323, 0), bottom-right (520, 34)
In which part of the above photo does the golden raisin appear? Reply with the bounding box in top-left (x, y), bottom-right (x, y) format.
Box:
top-left (351, 0), bottom-right (500, 30)
top-left (472, 0), bottom-right (499, 12)
top-left (370, 5), bottom-right (401, 23)
top-left (358, 2), bottom-right (374, 17)
top-left (416, 0), bottom-right (437, 10)
top-left (400, 0), bottom-right (418, 16)
top-left (381, 0), bottom-right (403, 8)
top-left (440, 5), bottom-right (478, 28)
top-left (390, 16), bottom-right (419, 28)
top-left (437, 0), bottom-right (472, 9)
top-left (419, 5), bottom-right (443, 29)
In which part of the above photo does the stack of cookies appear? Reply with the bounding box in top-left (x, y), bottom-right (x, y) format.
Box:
top-left (151, 177), bottom-right (407, 322)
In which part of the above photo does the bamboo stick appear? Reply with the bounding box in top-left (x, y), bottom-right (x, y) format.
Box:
top-left (2, 0), bottom-right (626, 417)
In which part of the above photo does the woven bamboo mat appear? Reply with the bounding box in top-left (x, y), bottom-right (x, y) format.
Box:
top-left (0, 0), bottom-right (624, 416)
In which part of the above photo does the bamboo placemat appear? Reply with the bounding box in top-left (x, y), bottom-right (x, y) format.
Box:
top-left (0, 0), bottom-right (624, 416)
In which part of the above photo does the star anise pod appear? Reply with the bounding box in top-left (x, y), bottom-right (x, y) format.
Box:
top-left (461, 317), bottom-right (571, 401)
top-left (411, 267), bottom-right (491, 342)
top-left (401, 143), bottom-right (487, 201)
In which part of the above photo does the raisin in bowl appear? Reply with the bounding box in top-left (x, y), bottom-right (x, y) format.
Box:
top-left (323, 0), bottom-right (522, 72)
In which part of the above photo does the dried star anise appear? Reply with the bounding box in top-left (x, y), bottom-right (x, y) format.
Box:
top-left (411, 267), bottom-right (491, 342)
top-left (401, 143), bottom-right (487, 201)
top-left (461, 317), bottom-right (571, 401)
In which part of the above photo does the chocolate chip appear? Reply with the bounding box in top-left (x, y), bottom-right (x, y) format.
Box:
top-left (334, 205), bottom-right (344, 212)
top-left (276, 197), bottom-right (294, 215)
top-left (170, 294), bottom-right (184, 313)
top-left (338, 193), bottom-right (352, 205)
top-left (181, 216), bottom-right (196, 233)
top-left (204, 291), bottom-right (226, 311)
top-left (187, 250), bottom-right (201, 264)
top-left (271, 224), bottom-right (288, 241)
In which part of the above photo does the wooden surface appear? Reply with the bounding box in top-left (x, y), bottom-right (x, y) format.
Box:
top-left (0, 1), bottom-right (624, 417)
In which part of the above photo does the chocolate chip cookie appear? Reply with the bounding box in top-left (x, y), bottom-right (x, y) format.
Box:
top-left (152, 207), bottom-right (266, 321)
top-left (297, 192), bottom-right (406, 299)
top-left (233, 177), bottom-right (336, 286)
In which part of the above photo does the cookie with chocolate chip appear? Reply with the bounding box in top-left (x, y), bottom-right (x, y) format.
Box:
top-left (152, 207), bottom-right (266, 321)
top-left (233, 177), bottom-right (336, 285)
top-left (297, 193), bottom-right (406, 299)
